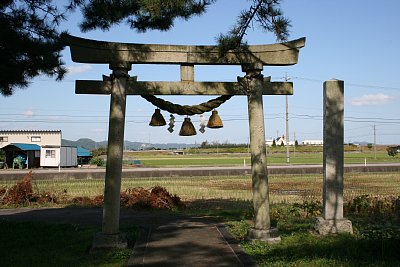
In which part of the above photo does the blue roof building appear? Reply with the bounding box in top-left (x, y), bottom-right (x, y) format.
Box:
top-left (10, 143), bottom-right (41, 151)
top-left (77, 146), bottom-right (92, 157)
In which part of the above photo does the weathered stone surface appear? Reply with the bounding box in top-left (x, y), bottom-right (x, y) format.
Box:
top-left (180, 64), bottom-right (194, 81)
top-left (75, 79), bottom-right (293, 95)
top-left (245, 66), bottom-right (276, 242)
top-left (323, 79), bottom-right (345, 220)
top-left (102, 68), bottom-right (128, 237)
top-left (246, 227), bottom-right (281, 243)
top-left (91, 232), bottom-right (128, 250)
top-left (62, 34), bottom-right (305, 66)
top-left (314, 217), bottom-right (353, 235)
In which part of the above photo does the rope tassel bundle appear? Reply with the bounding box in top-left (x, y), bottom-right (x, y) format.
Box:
top-left (142, 94), bottom-right (231, 136)
top-left (179, 117), bottom-right (196, 136)
top-left (207, 110), bottom-right (223, 128)
top-left (149, 109), bottom-right (166, 126)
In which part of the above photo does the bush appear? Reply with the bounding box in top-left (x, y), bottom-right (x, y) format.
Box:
top-left (71, 186), bottom-right (185, 210)
top-left (89, 156), bottom-right (105, 166)
top-left (387, 146), bottom-right (400, 157)
top-left (345, 194), bottom-right (400, 218)
top-left (272, 139), bottom-right (276, 147)
top-left (0, 171), bottom-right (57, 206)
top-left (91, 147), bottom-right (107, 157)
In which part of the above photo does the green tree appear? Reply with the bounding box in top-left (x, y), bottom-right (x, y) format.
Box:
top-left (89, 156), bottom-right (105, 167)
top-left (216, 0), bottom-right (290, 54)
top-left (387, 146), bottom-right (399, 157)
top-left (1, 0), bottom-right (290, 96)
top-left (272, 139), bottom-right (276, 147)
top-left (295, 140), bottom-right (299, 147)
top-left (200, 140), bottom-right (209, 148)
top-left (91, 147), bottom-right (107, 157)
top-left (78, 0), bottom-right (214, 33)
top-left (0, 0), bottom-right (74, 96)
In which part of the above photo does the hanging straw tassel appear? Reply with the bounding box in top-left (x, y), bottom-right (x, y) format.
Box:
top-left (179, 117), bottom-right (196, 136)
top-left (149, 109), bottom-right (166, 126)
top-left (207, 110), bottom-right (223, 128)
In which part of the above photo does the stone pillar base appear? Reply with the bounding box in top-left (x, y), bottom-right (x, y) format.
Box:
top-left (91, 232), bottom-right (128, 251)
top-left (246, 227), bottom-right (281, 243)
top-left (314, 217), bottom-right (353, 235)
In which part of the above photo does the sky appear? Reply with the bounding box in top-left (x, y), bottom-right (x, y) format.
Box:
top-left (1, 0), bottom-right (400, 145)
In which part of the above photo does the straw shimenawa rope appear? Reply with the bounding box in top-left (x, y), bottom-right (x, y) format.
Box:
top-left (140, 95), bottom-right (233, 116)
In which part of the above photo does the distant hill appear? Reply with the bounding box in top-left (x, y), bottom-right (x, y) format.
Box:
top-left (62, 138), bottom-right (198, 151)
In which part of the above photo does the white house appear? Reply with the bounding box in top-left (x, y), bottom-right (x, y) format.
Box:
top-left (0, 130), bottom-right (61, 148)
top-left (266, 138), bottom-right (275, 146)
top-left (275, 136), bottom-right (285, 146)
top-left (302, 140), bottom-right (324, 146)
top-left (266, 135), bottom-right (296, 146)
top-left (266, 135), bottom-right (298, 147)
top-left (0, 130), bottom-right (77, 168)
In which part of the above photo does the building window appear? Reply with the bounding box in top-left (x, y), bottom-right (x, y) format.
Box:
top-left (31, 136), bottom-right (41, 142)
top-left (0, 136), bottom-right (8, 142)
top-left (45, 150), bottom-right (56, 158)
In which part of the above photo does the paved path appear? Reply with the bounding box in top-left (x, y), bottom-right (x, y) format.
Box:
top-left (0, 208), bottom-right (256, 267)
top-left (128, 217), bottom-right (256, 267)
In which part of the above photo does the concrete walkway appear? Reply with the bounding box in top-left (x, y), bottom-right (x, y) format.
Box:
top-left (128, 217), bottom-right (256, 267)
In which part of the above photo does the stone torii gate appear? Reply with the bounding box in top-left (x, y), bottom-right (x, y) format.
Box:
top-left (63, 34), bottom-right (305, 248)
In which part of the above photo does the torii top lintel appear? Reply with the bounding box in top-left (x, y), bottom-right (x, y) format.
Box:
top-left (62, 34), bottom-right (305, 66)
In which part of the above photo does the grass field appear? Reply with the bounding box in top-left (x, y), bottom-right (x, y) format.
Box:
top-left (1, 172), bottom-right (399, 205)
top-left (123, 150), bottom-right (399, 167)
top-left (1, 171), bottom-right (399, 266)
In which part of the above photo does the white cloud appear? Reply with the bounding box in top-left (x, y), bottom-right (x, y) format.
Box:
top-left (351, 93), bottom-right (395, 106)
top-left (23, 108), bottom-right (34, 116)
top-left (67, 64), bottom-right (92, 75)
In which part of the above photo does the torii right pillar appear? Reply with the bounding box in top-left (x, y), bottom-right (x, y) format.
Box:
top-left (315, 79), bottom-right (353, 235)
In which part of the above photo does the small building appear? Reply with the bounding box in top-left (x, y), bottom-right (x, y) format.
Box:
top-left (77, 146), bottom-right (92, 165)
top-left (275, 136), bottom-right (285, 146)
top-left (41, 145), bottom-right (78, 167)
top-left (265, 138), bottom-right (275, 146)
top-left (0, 130), bottom-right (62, 148)
top-left (1, 143), bottom-right (41, 168)
top-left (266, 136), bottom-right (287, 146)
top-left (302, 140), bottom-right (324, 146)
top-left (0, 130), bottom-right (78, 168)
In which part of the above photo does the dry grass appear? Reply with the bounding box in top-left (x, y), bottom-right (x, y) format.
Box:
top-left (1, 172), bottom-right (399, 205)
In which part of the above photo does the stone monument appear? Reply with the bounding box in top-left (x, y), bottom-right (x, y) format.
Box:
top-left (315, 79), bottom-right (353, 235)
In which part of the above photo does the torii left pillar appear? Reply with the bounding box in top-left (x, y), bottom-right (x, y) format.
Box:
top-left (92, 63), bottom-right (131, 249)
top-left (244, 64), bottom-right (281, 243)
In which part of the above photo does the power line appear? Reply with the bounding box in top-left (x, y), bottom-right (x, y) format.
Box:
top-left (292, 76), bottom-right (400, 91)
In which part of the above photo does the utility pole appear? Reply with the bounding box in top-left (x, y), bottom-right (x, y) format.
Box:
top-left (293, 132), bottom-right (296, 156)
top-left (374, 123), bottom-right (376, 160)
top-left (285, 73), bottom-right (290, 164)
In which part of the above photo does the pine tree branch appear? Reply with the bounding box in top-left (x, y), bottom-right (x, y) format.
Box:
top-left (237, 0), bottom-right (264, 43)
